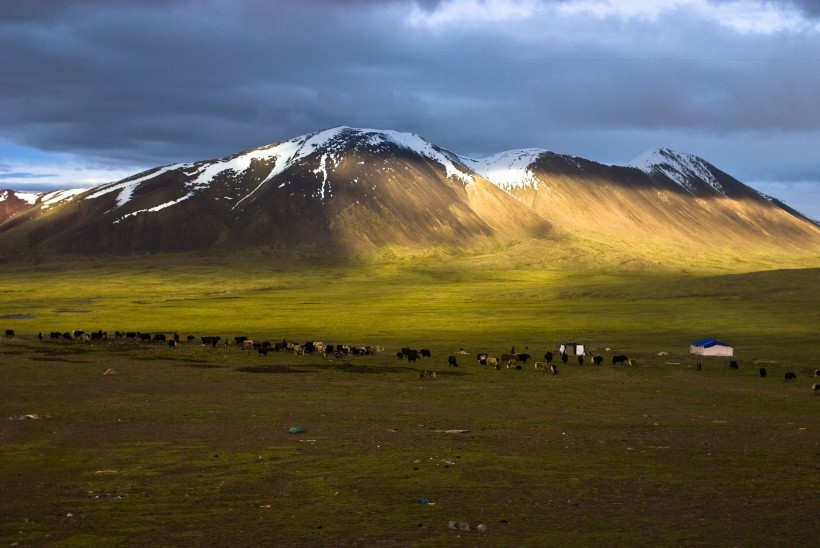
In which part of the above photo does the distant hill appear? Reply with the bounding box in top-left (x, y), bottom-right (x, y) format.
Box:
top-left (1, 127), bottom-right (818, 258)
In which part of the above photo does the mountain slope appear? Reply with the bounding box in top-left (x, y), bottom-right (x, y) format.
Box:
top-left (464, 147), bottom-right (820, 253)
top-left (1, 127), bottom-right (818, 259)
top-left (0, 127), bottom-right (552, 256)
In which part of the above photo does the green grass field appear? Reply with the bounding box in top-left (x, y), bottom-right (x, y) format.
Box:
top-left (1, 244), bottom-right (819, 546)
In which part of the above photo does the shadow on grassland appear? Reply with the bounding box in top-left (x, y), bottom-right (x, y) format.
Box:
top-left (234, 362), bottom-right (451, 375)
top-left (324, 362), bottom-right (468, 376)
top-left (236, 364), bottom-right (319, 374)
top-left (174, 361), bottom-right (228, 369)
top-left (324, 362), bottom-right (415, 374)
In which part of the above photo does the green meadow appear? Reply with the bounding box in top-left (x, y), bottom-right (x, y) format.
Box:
top-left (1, 243), bottom-right (819, 546)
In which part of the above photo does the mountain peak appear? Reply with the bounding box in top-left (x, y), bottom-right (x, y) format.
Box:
top-left (83, 126), bottom-right (475, 218)
top-left (628, 148), bottom-right (726, 195)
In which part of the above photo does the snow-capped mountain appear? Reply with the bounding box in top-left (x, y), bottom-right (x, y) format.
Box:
top-left (0, 127), bottom-right (550, 255)
top-left (1, 126), bottom-right (818, 257)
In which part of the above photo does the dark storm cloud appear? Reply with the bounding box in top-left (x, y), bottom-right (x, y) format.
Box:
top-left (788, 0), bottom-right (820, 16)
top-left (1, 0), bottom-right (458, 164)
top-left (1, 0), bottom-right (819, 219)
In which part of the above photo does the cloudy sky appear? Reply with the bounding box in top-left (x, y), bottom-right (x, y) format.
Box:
top-left (2, 0), bottom-right (819, 219)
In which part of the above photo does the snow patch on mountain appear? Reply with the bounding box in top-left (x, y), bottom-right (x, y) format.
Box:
top-left (0, 188), bottom-right (82, 209)
top-left (461, 149), bottom-right (546, 189)
top-left (630, 148), bottom-right (725, 195)
top-left (86, 164), bottom-right (187, 207)
top-left (0, 190), bottom-right (39, 205)
top-left (114, 194), bottom-right (193, 224)
top-left (359, 128), bottom-right (474, 185)
top-left (40, 188), bottom-right (85, 209)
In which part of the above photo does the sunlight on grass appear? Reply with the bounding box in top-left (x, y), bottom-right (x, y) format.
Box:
top-left (1, 241), bottom-right (818, 364)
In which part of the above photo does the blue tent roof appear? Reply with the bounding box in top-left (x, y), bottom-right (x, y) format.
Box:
top-left (691, 338), bottom-right (732, 348)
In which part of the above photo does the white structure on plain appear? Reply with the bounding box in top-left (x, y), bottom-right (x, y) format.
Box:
top-left (690, 338), bottom-right (734, 357)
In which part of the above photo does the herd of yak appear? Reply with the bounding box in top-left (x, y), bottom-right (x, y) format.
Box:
top-left (3, 328), bottom-right (819, 391)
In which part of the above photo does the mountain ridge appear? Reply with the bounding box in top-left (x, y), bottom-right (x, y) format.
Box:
top-left (1, 126), bottom-right (818, 258)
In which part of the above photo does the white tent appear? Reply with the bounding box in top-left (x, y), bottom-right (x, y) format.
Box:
top-left (690, 338), bottom-right (734, 357)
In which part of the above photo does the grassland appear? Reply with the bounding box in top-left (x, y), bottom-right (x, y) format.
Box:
top-left (1, 243), bottom-right (819, 546)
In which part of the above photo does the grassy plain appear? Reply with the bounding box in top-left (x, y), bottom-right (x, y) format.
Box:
top-left (1, 242), bottom-right (819, 546)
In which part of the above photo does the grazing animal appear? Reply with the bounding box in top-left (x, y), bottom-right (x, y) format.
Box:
top-left (592, 355), bottom-right (603, 366)
top-left (577, 355), bottom-right (584, 366)
top-left (561, 353), bottom-right (569, 364)
top-left (50, 331), bottom-right (61, 339)
top-left (187, 335), bottom-right (195, 342)
top-left (549, 364), bottom-right (558, 376)
top-left (515, 353), bottom-right (531, 364)
top-left (506, 359), bottom-right (519, 369)
top-left (448, 355), bottom-right (458, 367)
top-left (612, 355), bottom-right (628, 365)
top-left (812, 383), bottom-right (819, 394)
top-left (419, 370), bottom-right (436, 379)
top-left (486, 356), bottom-right (498, 368)
top-left (544, 351), bottom-right (554, 363)
top-left (258, 347), bottom-right (269, 356)
top-left (759, 367), bottom-right (767, 378)
top-left (814, 369), bottom-right (820, 378)
top-left (406, 349), bottom-right (419, 363)
top-left (476, 352), bottom-right (488, 363)
top-left (729, 360), bottom-right (739, 369)
top-left (396, 351), bottom-right (404, 360)
top-left (696, 362), bottom-right (702, 370)
top-left (242, 340), bottom-right (254, 351)
top-left (534, 361), bottom-right (547, 370)
top-left (784, 372), bottom-right (797, 381)
top-left (420, 349), bottom-right (431, 358)
top-left (168, 340), bottom-right (177, 348)
top-left (5, 329), bottom-right (14, 338)
top-left (153, 333), bottom-right (166, 342)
